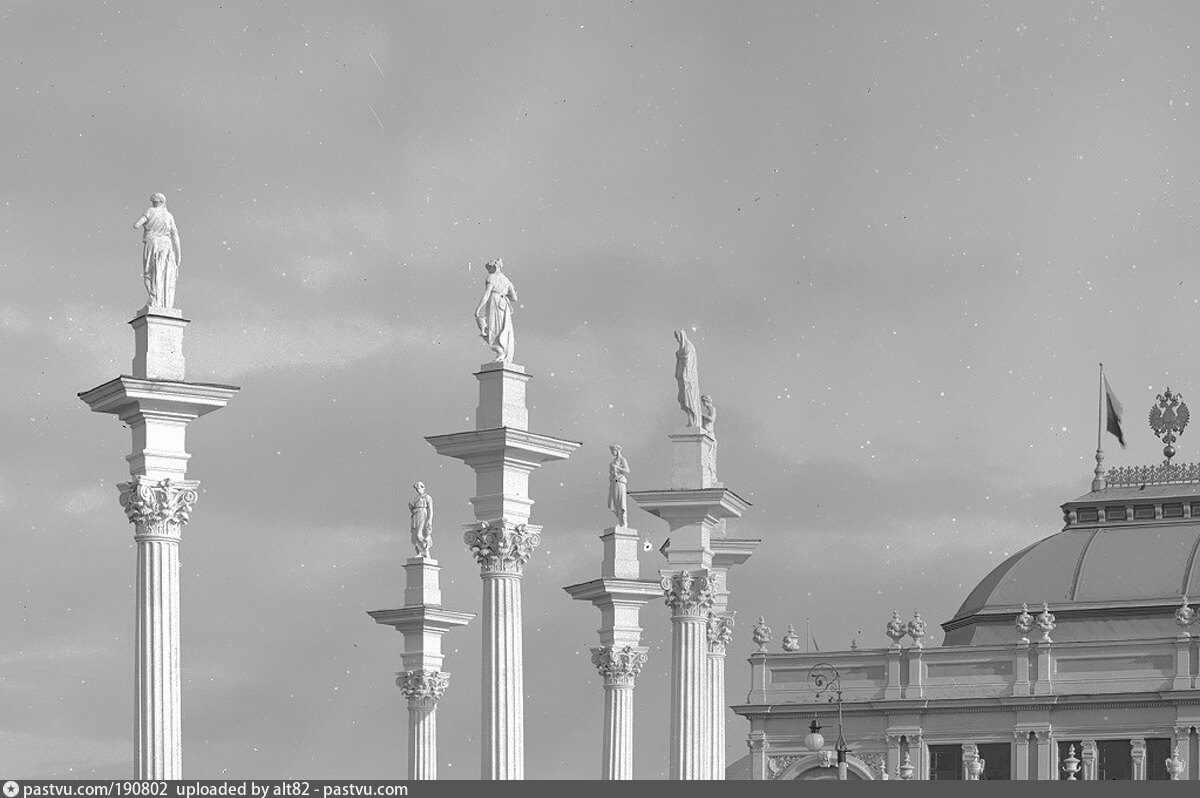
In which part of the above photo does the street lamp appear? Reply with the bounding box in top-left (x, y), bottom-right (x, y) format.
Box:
top-left (805, 663), bottom-right (849, 780)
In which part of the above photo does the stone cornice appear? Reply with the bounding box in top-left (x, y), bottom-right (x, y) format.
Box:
top-left (425, 428), bottom-right (581, 467)
top-left (79, 376), bottom-right (239, 419)
top-left (563, 577), bottom-right (662, 605)
top-left (732, 690), bottom-right (1200, 720)
top-left (367, 606), bottom-right (475, 634)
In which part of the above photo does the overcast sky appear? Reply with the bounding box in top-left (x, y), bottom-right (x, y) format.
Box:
top-left (5, 0), bottom-right (1200, 780)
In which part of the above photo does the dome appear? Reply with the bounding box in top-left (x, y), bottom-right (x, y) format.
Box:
top-left (941, 479), bottom-right (1200, 646)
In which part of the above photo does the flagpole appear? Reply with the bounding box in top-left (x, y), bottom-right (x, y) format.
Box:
top-left (1093, 363), bottom-right (1106, 491)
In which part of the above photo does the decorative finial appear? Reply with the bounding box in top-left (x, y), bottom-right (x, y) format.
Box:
top-left (1036, 602), bottom-right (1056, 643)
top-left (1175, 595), bottom-right (1196, 636)
top-left (1062, 745), bottom-right (1080, 779)
top-left (752, 616), bottom-right (772, 652)
top-left (898, 752), bottom-right (914, 780)
top-left (906, 610), bottom-right (927, 648)
top-left (408, 481), bottom-right (433, 557)
top-left (885, 609), bottom-right (906, 648)
top-left (1015, 602), bottom-right (1034, 643)
top-left (1149, 387), bottom-right (1189, 462)
top-left (781, 624), bottom-right (802, 652)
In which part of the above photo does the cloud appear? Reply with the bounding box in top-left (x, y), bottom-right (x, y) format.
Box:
top-left (64, 482), bottom-right (110, 519)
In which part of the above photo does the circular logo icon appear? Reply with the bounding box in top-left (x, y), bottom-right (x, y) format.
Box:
top-left (2, 781), bottom-right (19, 798)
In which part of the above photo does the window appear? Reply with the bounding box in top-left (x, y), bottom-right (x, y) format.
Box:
top-left (976, 742), bottom-right (1011, 780)
top-left (927, 744), bottom-right (963, 780)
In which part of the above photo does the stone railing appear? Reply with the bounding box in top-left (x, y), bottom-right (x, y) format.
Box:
top-left (746, 636), bottom-right (1197, 706)
top-left (1106, 461), bottom-right (1200, 487)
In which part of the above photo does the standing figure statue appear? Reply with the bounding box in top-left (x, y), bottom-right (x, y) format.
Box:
top-left (674, 329), bottom-right (701, 427)
top-left (475, 258), bottom-right (518, 364)
top-left (701, 394), bottom-right (716, 435)
top-left (607, 444), bottom-right (630, 527)
top-left (134, 192), bottom-right (182, 309)
top-left (409, 482), bottom-right (434, 557)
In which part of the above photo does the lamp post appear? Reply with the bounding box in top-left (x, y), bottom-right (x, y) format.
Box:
top-left (805, 663), bottom-right (848, 780)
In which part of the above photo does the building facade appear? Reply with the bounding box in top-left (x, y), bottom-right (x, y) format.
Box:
top-left (733, 455), bottom-right (1200, 780)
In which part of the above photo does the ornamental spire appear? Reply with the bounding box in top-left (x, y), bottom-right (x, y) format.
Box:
top-left (1149, 387), bottom-right (1190, 463)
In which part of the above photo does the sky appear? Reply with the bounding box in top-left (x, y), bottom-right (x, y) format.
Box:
top-left (5, 0), bottom-right (1200, 780)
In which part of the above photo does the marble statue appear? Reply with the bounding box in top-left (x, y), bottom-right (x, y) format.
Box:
top-left (607, 444), bottom-right (630, 526)
top-left (701, 394), bottom-right (716, 434)
top-left (674, 329), bottom-right (700, 427)
top-left (134, 193), bottom-right (182, 309)
top-left (409, 482), bottom-right (434, 557)
top-left (475, 259), bottom-right (518, 364)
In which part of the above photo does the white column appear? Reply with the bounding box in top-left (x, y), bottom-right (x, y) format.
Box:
top-left (467, 521), bottom-right (539, 780)
top-left (398, 671), bottom-right (448, 780)
top-left (592, 646), bottom-right (647, 779)
top-left (1034, 730), bottom-right (1054, 780)
top-left (663, 570), bottom-right (714, 780)
top-left (1131, 737), bottom-right (1147, 780)
top-left (707, 615), bottom-right (734, 780)
top-left (1173, 726), bottom-right (1192, 780)
top-left (120, 478), bottom-right (198, 780)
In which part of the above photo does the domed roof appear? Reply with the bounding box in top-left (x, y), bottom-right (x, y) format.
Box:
top-left (942, 479), bottom-right (1200, 646)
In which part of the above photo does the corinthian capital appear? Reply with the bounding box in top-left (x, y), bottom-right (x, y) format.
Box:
top-left (707, 612), bottom-right (735, 653)
top-left (463, 520), bottom-right (541, 574)
top-left (117, 477), bottom-right (200, 541)
top-left (591, 645), bottom-right (648, 686)
top-left (661, 570), bottom-right (714, 618)
top-left (396, 670), bottom-right (449, 706)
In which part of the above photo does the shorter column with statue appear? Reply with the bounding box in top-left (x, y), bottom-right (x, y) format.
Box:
top-left (369, 482), bottom-right (474, 780)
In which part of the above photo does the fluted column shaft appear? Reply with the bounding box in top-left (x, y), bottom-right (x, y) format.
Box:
top-left (482, 571), bottom-right (523, 779)
top-left (706, 614), bottom-right (734, 780)
top-left (408, 700), bottom-right (436, 779)
top-left (398, 671), bottom-right (448, 780)
top-left (135, 536), bottom-right (181, 779)
top-left (121, 478), bottom-right (198, 780)
top-left (593, 646), bottom-right (647, 779)
top-left (466, 521), bottom-right (539, 780)
top-left (663, 571), bottom-right (714, 780)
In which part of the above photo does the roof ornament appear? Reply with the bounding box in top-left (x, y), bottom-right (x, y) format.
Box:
top-left (1149, 387), bottom-right (1190, 462)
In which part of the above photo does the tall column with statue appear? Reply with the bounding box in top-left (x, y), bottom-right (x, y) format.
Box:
top-left (369, 483), bottom-right (474, 779)
top-left (564, 446), bottom-right (661, 779)
top-left (630, 331), bottom-right (758, 779)
top-left (79, 195), bottom-right (239, 779)
top-left (427, 259), bottom-right (581, 779)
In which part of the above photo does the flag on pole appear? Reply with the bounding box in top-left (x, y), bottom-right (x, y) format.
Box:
top-left (1104, 375), bottom-right (1125, 448)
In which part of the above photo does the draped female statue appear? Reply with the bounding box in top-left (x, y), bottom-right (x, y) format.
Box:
top-left (475, 259), bottom-right (518, 364)
top-left (674, 329), bottom-right (700, 427)
top-left (133, 192), bottom-right (182, 308)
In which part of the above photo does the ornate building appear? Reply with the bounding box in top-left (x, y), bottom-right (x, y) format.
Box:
top-left (732, 390), bottom-right (1200, 780)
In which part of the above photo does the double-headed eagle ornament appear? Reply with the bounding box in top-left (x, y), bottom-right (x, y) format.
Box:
top-left (1149, 387), bottom-right (1190, 462)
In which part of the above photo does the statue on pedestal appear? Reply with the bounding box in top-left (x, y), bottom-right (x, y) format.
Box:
top-left (409, 482), bottom-right (434, 557)
top-left (674, 329), bottom-right (700, 427)
top-left (607, 444), bottom-right (630, 527)
top-left (475, 259), bottom-right (518, 364)
top-left (701, 395), bottom-right (716, 435)
top-left (134, 192), bottom-right (182, 309)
